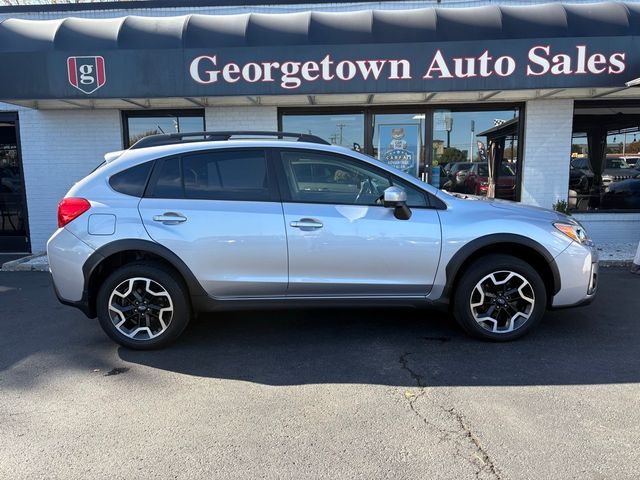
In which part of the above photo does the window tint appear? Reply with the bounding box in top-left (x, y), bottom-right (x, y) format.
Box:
top-left (280, 150), bottom-right (427, 207)
top-left (152, 157), bottom-right (183, 198)
top-left (109, 161), bottom-right (152, 197)
top-left (182, 150), bottom-right (270, 201)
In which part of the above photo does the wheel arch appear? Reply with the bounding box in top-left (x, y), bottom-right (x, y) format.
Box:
top-left (443, 234), bottom-right (561, 308)
top-left (82, 239), bottom-right (207, 318)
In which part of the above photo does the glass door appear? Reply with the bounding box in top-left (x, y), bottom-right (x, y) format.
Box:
top-left (0, 113), bottom-right (30, 252)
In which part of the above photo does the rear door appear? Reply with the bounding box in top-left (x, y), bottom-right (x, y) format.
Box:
top-left (139, 148), bottom-right (288, 297)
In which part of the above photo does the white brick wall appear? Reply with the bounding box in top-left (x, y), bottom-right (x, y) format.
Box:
top-left (520, 99), bottom-right (574, 209)
top-left (5, 106), bottom-right (122, 251)
top-left (573, 213), bottom-right (640, 245)
top-left (205, 106), bottom-right (278, 132)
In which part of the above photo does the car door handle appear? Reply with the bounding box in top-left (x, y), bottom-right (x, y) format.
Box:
top-left (290, 219), bottom-right (323, 230)
top-left (153, 212), bottom-right (187, 225)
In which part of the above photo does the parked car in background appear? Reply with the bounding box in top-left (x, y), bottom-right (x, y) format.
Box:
top-left (602, 178), bottom-right (640, 209)
top-left (619, 156), bottom-right (640, 169)
top-left (569, 167), bottom-right (589, 194)
top-left (441, 162), bottom-right (473, 192)
top-left (463, 163), bottom-right (517, 200)
top-left (571, 156), bottom-right (640, 187)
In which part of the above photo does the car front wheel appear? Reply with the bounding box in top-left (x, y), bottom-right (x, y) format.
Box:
top-left (453, 254), bottom-right (547, 341)
top-left (96, 263), bottom-right (191, 349)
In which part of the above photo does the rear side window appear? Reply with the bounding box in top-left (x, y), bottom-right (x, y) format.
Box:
top-left (109, 161), bottom-right (153, 197)
top-left (182, 150), bottom-right (271, 201)
top-left (148, 149), bottom-right (272, 201)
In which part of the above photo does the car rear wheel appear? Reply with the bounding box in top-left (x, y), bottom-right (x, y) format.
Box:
top-left (96, 263), bottom-right (191, 349)
top-left (453, 254), bottom-right (547, 341)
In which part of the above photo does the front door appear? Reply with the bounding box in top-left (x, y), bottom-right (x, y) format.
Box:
top-left (139, 148), bottom-right (288, 298)
top-left (276, 149), bottom-right (441, 296)
top-left (0, 113), bottom-right (30, 253)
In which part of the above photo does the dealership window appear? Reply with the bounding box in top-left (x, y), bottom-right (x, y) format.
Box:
top-left (281, 112), bottom-right (365, 151)
top-left (123, 110), bottom-right (205, 148)
top-left (569, 103), bottom-right (640, 212)
top-left (280, 106), bottom-right (522, 201)
top-left (432, 108), bottom-right (520, 201)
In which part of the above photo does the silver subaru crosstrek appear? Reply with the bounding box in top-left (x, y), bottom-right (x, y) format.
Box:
top-left (47, 131), bottom-right (598, 349)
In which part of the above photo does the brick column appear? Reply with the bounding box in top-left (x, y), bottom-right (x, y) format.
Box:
top-left (520, 99), bottom-right (574, 208)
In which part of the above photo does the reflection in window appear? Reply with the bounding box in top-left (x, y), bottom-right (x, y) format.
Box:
top-left (125, 110), bottom-right (205, 147)
top-left (569, 115), bottom-right (640, 212)
top-left (281, 113), bottom-right (364, 151)
top-left (433, 109), bottom-right (519, 201)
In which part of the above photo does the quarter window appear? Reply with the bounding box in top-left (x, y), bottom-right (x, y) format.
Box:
top-left (109, 161), bottom-right (153, 197)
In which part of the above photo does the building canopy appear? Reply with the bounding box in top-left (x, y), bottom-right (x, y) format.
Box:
top-left (0, 2), bottom-right (639, 102)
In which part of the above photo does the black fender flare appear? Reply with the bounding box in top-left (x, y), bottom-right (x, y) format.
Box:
top-left (442, 233), bottom-right (562, 301)
top-left (83, 239), bottom-right (208, 301)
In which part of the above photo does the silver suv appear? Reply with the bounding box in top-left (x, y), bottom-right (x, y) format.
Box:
top-left (47, 131), bottom-right (598, 349)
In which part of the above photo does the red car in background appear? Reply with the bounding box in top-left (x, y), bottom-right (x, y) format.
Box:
top-left (463, 163), bottom-right (517, 200)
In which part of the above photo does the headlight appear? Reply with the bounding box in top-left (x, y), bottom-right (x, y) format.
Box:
top-left (554, 222), bottom-right (590, 244)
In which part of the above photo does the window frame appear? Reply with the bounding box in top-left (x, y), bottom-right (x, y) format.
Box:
top-left (143, 147), bottom-right (281, 203)
top-left (272, 147), bottom-right (442, 209)
top-left (121, 109), bottom-right (206, 149)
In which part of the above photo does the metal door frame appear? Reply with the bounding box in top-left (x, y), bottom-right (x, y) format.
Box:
top-left (0, 112), bottom-right (31, 253)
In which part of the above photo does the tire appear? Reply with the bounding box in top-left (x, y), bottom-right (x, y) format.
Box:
top-left (96, 262), bottom-right (191, 350)
top-left (452, 254), bottom-right (547, 342)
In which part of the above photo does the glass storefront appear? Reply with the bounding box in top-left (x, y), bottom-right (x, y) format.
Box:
top-left (281, 113), bottom-right (365, 151)
top-left (433, 108), bottom-right (519, 201)
top-left (281, 105), bottom-right (522, 201)
top-left (123, 110), bottom-right (205, 147)
top-left (570, 103), bottom-right (640, 211)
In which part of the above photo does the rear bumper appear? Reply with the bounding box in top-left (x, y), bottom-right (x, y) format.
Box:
top-left (47, 228), bottom-right (96, 317)
top-left (51, 276), bottom-right (94, 318)
top-left (551, 242), bottom-right (598, 308)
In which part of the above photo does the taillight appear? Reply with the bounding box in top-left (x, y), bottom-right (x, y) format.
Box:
top-left (58, 197), bottom-right (91, 228)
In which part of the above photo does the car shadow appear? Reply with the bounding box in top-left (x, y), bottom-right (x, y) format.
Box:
top-left (2, 269), bottom-right (638, 388)
top-left (119, 272), bottom-right (640, 387)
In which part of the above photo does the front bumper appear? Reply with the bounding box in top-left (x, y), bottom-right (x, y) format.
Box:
top-left (551, 241), bottom-right (598, 308)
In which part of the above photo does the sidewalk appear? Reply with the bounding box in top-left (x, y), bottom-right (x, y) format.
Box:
top-left (2, 243), bottom-right (636, 272)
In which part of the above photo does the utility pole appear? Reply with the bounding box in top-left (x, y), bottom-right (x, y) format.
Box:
top-left (336, 123), bottom-right (346, 145)
top-left (469, 120), bottom-right (475, 161)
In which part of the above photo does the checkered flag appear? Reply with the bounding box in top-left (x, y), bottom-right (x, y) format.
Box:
top-left (494, 119), bottom-right (506, 127)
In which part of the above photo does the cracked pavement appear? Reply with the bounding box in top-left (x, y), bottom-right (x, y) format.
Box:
top-left (1, 268), bottom-right (639, 479)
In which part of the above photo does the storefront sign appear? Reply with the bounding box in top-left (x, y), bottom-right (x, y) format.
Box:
top-left (377, 124), bottom-right (420, 177)
top-left (0, 37), bottom-right (636, 99)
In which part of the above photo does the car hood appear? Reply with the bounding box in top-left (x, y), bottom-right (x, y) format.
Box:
top-left (447, 192), bottom-right (570, 222)
top-left (488, 198), bottom-right (572, 222)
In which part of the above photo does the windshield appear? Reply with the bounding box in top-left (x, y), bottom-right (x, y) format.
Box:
top-left (606, 157), bottom-right (632, 169)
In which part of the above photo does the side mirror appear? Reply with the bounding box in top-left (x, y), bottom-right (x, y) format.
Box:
top-left (383, 186), bottom-right (412, 220)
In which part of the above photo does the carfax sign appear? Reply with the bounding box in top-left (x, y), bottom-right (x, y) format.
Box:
top-left (377, 124), bottom-right (420, 177)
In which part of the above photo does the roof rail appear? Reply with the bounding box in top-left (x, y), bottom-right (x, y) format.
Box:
top-left (129, 131), bottom-right (330, 150)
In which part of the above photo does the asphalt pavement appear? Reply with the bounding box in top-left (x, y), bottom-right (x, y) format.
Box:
top-left (1, 268), bottom-right (639, 479)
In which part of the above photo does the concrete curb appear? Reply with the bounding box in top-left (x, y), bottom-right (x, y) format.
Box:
top-left (1, 253), bottom-right (49, 272)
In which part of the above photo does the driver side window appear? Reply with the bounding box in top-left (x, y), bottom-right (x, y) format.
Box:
top-left (281, 150), bottom-right (390, 206)
top-left (279, 150), bottom-right (427, 207)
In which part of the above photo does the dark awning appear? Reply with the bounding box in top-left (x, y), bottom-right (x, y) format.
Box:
top-left (3, 3), bottom-right (640, 50)
top-left (0, 3), bottom-right (639, 101)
